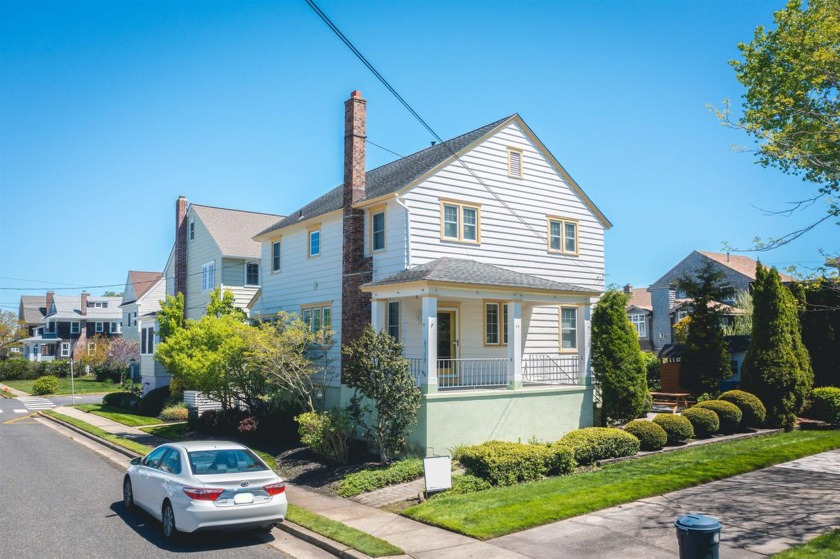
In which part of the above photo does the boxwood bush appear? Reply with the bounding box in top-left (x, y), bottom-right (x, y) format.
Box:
top-left (459, 441), bottom-right (553, 486)
top-left (681, 407), bottom-right (720, 438)
top-left (337, 458), bottom-right (425, 497)
top-left (32, 375), bottom-right (59, 395)
top-left (652, 414), bottom-right (694, 445)
top-left (440, 474), bottom-right (491, 496)
top-left (807, 387), bottom-right (840, 425)
top-left (719, 390), bottom-right (766, 428)
top-left (560, 427), bottom-right (640, 465)
top-left (547, 442), bottom-right (577, 475)
top-left (623, 420), bottom-right (667, 451)
top-left (694, 400), bottom-right (742, 434)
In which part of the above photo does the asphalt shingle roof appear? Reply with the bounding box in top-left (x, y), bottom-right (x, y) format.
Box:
top-left (697, 251), bottom-right (794, 282)
top-left (192, 205), bottom-right (283, 258)
top-left (364, 257), bottom-right (592, 293)
top-left (19, 296), bottom-right (46, 325)
top-left (123, 271), bottom-right (163, 304)
top-left (257, 115), bottom-right (514, 236)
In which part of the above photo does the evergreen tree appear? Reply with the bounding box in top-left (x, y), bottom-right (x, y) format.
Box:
top-left (591, 290), bottom-right (648, 425)
top-left (793, 278), bottom-right (840, 388)
top-left (677, 262), bottom-right (732, 394)
top-left (741, 264), bottom-right (814, 428)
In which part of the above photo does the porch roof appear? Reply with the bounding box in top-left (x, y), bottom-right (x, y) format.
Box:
top-left (20, 335), bottom-right (62, 344)
top-left (363, 258), bottom-right (597, 295)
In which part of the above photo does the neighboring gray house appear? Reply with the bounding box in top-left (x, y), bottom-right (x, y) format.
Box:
top-left (18, 295), bottom-right (46, 338)
top-left (623, 285), bottom-right (653, 351)
top-left (647, 250), bottom-right (793, 351)
top-left (120, 271), bottom-right (165, 385)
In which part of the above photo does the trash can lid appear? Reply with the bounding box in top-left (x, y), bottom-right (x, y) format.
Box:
top-left (674, 514), bottom-right (721, 533)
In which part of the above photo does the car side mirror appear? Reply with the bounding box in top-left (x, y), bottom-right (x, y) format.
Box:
top-left (130, 457), bottom-right (142, 466)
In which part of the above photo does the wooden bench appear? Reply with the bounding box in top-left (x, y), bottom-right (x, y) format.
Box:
top-left (650, 392), bottom-right (692, 414)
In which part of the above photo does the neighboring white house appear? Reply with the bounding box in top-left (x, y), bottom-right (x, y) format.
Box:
top-left (119, 271), bottom-right (165, 390)
top-left (254, 91), bottom-right (611, 454)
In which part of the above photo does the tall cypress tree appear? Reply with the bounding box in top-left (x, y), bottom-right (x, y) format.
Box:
top-left (591, 290), bottom-right (648, 425)
top-left (741, 264), bottom-right (813, 428)
top-left (677, 262), bottom-right (732, 394)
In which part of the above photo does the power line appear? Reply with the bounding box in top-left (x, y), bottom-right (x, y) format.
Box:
top-left (366, 139), bottom-right (404, 159)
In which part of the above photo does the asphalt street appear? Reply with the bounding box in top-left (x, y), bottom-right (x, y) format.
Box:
top-left (0, 397), bottom-right (292, 559)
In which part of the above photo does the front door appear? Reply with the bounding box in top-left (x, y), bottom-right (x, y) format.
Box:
top-left (437, 310), bottom-right (457, 384)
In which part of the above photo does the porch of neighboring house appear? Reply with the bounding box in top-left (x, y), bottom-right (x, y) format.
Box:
top-left (20, 336), bottom-right (60, 362)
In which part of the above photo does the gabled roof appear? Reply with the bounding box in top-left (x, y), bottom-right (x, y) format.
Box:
top-left (19, 296), bottom-right (46, 325)
top-left (697, 251), bottom-right (794, 282)
top-left (47, 295), bottom-right (123, 320)
top-left (123, 271), bottom-right (163, 305)
top-left (363, 257), bottom-right (593, 293)
top-left (192, 205), bottom-right (283, 259)
top-left (625, 288), bottom-right (652, 312)
top-left (256, 113), bottom-right (610, 238)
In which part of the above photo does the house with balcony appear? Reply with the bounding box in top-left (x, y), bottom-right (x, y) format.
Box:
top-left (19, 291), bottom-right (122, 361)
top-left (254, 91), bottom-right (610, 454)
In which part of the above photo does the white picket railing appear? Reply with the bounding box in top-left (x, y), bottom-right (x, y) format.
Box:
top-left (522, 354), bottom-right (583, 386)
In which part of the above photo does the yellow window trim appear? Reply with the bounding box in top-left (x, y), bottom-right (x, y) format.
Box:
top-left (558, 304), bottom-right (580, 354)
top-left (368, 204), bottom-right (387, 254)
top-left (439, 198), bottom-right (481, 244)
top-left (483, 300), bottom-right (508, 347)
top-left (546, 215), bottom-right (580, 256)
top-left (507, 147), bottom-right (524, 178)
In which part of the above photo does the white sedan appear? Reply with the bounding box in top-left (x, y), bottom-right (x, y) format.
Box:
top-left (123, 441), bottom-right (287, 539)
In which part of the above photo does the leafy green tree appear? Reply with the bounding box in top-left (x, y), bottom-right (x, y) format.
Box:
top-left (343, 326), bottom-right (421, 463)
top-left (207, 288), bottom-right (247, 320)
top-left (723, 290), bottom-right (753, 336)
top-left (677, 263), bottom-right (732, 394)
top-left (792, 277), bottom-right (839, 387)
top-left (0, 310), bottom-right (26, 358)
top-left (157, 293), bottom-right (185, 342)
top-left (741, 264), bottom-right (814, 428)
top-left (591, 290), bottom-right (648, 425)
top-left (717, 0), bottom-right (840, 247)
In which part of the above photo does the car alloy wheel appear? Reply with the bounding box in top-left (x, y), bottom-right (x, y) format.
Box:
top-left (123, 478), bottom-right (134, 509)
top-left (162, 502), bottom-right (177, 539)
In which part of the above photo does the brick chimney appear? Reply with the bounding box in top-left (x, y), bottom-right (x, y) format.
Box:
top-left (623, 284), bottom-right (632, 294)
top-left (175, 195), bottom-right (188, 317)
top-left (341, 90), bottom-right (373, 375)
top-left (80, 291), bottom-right (88, 315)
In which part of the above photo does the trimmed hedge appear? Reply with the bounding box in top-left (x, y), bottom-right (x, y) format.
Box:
top-left (338, 458), bottom-right (425, 497)
top-left (623, 420), bottom-right (667, 451)
top-left (560, 427), bottom-right (640, 465)
top-left (807, 387), bottom-right (840, 425)
top-left (102, 391), bottom-right (140, 410)
top-left (694, 400), bottom-right (742, 434)
top-left (138, 385), bottom-right (170, 417)
top-left (719, 390), bottom-right (766, 428)
top-left (32, 375), bottom-right (59, 395)
top-left (547, 443), bottom-right (577, 475)
top-left (0, 359), bottom-right (41, 381)
top-left (459, 441), bottom-right (553, 486)
top-left (441, 474), bottom-right (491, 496)
top-left (681, 407), bottom-right (720, 438)
top-left (652, 414), bottom-right (694, 445)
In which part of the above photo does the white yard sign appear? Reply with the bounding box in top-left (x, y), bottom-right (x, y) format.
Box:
top-left (423, 455), bottom-right (452, 493)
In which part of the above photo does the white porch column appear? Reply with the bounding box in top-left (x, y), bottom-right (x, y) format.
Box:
top-left (506, 302), bottom-right (522, 389)
top-left (578, 301), bottom-right (592, 385)
top-left (421, 296), bottom-right (438, 393)
top-left (371, 299), bottom-right (386, 332)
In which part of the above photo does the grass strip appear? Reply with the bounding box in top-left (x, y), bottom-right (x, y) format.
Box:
top-left (5, 377), bottom-right (116, 395)
top-left (0, 388), bottom-right (13, 398)
top-left (42, 410), bottom-right (153, 456)
top-left (75, 404), bottom-right (161, 427)
top-left (140, 422), bottom-right (189, 441)
top-left (405, 430), bottom-right (840, 540)
top-left (773, 529), bottom-right (840, 558)
top-left (286, 504), bottom-right (403, 557)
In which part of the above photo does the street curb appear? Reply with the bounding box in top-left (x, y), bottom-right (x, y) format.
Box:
top-left (277, 521), bottom-right (372, 559)
top-left (38, 412), bottom-right (143, 459)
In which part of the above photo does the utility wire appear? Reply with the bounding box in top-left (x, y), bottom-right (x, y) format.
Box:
top-left (305, 0), bottom-right (605, 282)
top-left (366, 139), bottom-right (404, 159)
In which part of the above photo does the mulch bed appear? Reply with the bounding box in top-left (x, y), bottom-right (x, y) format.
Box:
top-left (274, 444), bottom-right (383, 495)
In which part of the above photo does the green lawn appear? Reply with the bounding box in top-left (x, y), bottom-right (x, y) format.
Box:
top-left (404, 430), bottom-right (840, 540)
top-left (42, 410), bottom-right (154, 456)
top-left (5, 377), bottom-right (117, 395)
top-left (774, 530), bottom-right (840, 558)
top-left (74, 404), bottom-right (161, 427)
top-left (140, 422), bottom-right (189, 441)
top-left (286, 504), bottom-right (403, 557)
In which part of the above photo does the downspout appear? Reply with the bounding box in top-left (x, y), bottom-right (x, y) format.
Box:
top-left (394, 194), bottom-right (412, 269)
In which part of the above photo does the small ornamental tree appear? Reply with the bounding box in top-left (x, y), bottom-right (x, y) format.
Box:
top-left (741, 264), bottom-right (814, 428)
top-left (677, 262), bottom-right (732, 394)
top-left (206, 288), bottom-right (247, 321)
top-left (342, 326), bottom-right (421, 463)
top-left (0, 310), bottom-right (26, 358)
top-left (157, 293), bottom-right (185, 342)
top-left (591, 290), bottom-right (648, 425)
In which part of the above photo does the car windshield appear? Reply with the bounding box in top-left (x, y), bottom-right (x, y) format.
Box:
top-left (188, 449), bottom-right (268, 475)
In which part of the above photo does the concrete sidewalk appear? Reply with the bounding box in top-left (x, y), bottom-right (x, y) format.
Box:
top-left (0, 382), bottom-right (29, 397)
top-left (51, 405), bottom-right (172, 447)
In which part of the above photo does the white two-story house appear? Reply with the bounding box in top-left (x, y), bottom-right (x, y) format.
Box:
top-left (254, 91), bottom-right (611, 453)
top-left (119, 271), bottom-right (165, 384)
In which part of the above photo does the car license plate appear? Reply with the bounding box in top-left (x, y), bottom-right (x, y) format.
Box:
top-left (234, 492), bottom-right (254, 505)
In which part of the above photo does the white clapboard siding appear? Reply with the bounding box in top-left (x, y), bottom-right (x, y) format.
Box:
top-left (184, 391), bottom-right (223, 415)
top-left (185, 210), bottom-right (219, 320)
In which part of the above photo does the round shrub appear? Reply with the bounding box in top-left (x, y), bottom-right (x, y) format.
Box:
top-left (547, 442), bottom-right (577, 474)
top-left (694, 400), bottom-right (742, 434)
top-left (102, 391), bottom-right (140, 409)
top-left (138, 385), bottom-right (170, 417)
top-left (560, 427), bottom-right (640, 465)
top-left (719, 390), bottom-right (766, 428)
top-left (681, 407), bottom-right (720, 438)
top-left (652, 414), bottom-right (694, 445)
top-left (623, 420), bottom-right (667, 451)
top-left (459, 441), bottom-right (552, 486)
top-left (32, 375), bottom-right (59, 395)
top-left (807, 387), bottom-right (840, 425)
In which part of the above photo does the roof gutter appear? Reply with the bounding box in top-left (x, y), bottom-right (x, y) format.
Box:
top-left (393, 194), bottom-right (412, 269)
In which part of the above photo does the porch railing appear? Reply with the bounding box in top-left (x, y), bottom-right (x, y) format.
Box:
top-left (407, 357), bottom-right (509, 389)
top-left (522, 354), bottom-right (583, 386)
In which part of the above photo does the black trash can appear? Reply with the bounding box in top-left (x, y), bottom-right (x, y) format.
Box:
top-left (674, 514), bottom-right (721, 559)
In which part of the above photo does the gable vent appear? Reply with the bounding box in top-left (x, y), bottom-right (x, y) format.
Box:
top-left (509, 149), bottom-right (522, 178)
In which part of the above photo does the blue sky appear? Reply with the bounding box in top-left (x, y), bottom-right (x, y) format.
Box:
top-left (1, 0), bottom-right (835, 311)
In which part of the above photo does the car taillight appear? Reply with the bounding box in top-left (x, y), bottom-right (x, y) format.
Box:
top-left (263, 482), bottom-right (286, 496)
top-left (183, 487), bottom-right (224, 501)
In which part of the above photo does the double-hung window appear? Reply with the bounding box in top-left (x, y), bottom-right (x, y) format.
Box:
top-left (308, 227), bottom-right (321, 257)
top-left (110, 321), bottom-right (121, 334)
top-left (71, 321), bottom-right (80, 334)
top-left (202, 261), bottom-right (215, 291)
top-left (441, 200), bottom-right (480, 243)
top-left (631, 314), bottom-right (647, 338)
top-left (189, 218), bottom-right (195, 241)
top-left (60, 342), bottom-right (70, 357)
top-left (370, 209), bottom-right (385, 252)
top-left (141, 327), bottom-right (155, 354)
top-left (560, 307), bottom-right (578, 351)
top-left (271, 240), bottom-right (281, 273)
top-left (547, 216), bottom-right (579, 255)
top-left (246, 262), bottom-right (259, 286)
top-left (95, 322), bottom-right (104, 333)
top-left (387, 301), bottom-right (400, 339)
top-left (301, 304), bottom-right (332, 333)
top-left (484, 302), bottom-right (509, 345)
